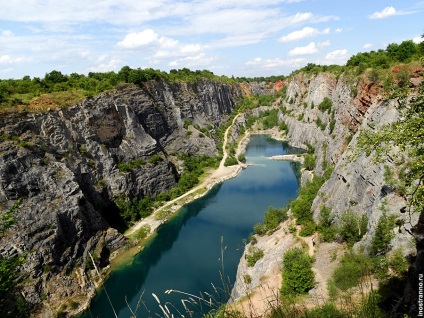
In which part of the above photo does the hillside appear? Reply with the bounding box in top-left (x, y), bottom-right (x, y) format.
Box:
top-left (0, 39), bottom-right (423, 317)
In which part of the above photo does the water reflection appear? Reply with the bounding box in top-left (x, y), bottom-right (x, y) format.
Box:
top-left (82, 135), bottom-right (300, 318)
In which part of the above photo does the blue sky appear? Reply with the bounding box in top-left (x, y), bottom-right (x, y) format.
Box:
top-left (0, 1), bottom-right (422, 79)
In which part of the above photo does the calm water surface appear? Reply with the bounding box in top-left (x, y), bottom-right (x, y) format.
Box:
top-left (82, 135), bottom-right (301, 318)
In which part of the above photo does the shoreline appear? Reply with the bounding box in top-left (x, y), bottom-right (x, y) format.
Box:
top-left (80, 118), bottom-right (290, 316)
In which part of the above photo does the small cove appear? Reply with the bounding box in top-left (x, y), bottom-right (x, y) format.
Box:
top-left (82, 135), bottom-right (301, 317)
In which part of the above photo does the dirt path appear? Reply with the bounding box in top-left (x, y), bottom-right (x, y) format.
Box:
top-left (125, 113), bottom-right (243, 237)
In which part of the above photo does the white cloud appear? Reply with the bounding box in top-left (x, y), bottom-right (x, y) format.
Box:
top-left (324, 49), bottom-right (348, 64)
top-left (413, 36), bottom-right (423, 44)
top-left (368, 6), bottom-right (414, 19)
top-left (87, 58), bottom-right (121, 73)
top-left (1, 30), bottom-right (14, 37)
top-left (278, 27), bottom-right (333, 43)
top-left (278, 27), bottom-right (319, 42)
top-left (117, 29), bottom-right (178, 49)
top-left (246, 57), bottom-right (305, 68)
top-left (363, 43), bottom-right (373, 49)
top-left (288, 42), bottom-right (319, 56)
top-left (318, 40), bottom-right (331, 47)
top-left (169, 53), bottom-right (215, 68)
top-left (0, 55), bottom-right (30, 64)
top-left (335, 28), bottom-right (342, 33)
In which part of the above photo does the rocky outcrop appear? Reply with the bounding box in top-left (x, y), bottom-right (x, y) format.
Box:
top-left (230, 70), bottom-right (421, 312)
top-left (0, 79), bottom-right (269, 316)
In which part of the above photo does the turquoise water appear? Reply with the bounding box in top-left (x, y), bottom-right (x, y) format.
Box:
top-left (82, 135), bottom-right (301, 318)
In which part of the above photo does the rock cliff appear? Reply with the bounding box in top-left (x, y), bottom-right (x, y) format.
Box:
top-left (0, 79), bottom-right (269, 316)
top-left (230, 70), bottom-right (423, 316)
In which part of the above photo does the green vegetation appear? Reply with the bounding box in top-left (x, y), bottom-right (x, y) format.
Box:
top-left (0, 199), bottom-right (28, 317)
top-left (317, 205), bottom-right (337, 242)
top-left (317, 97), bottom-right (332, 113)
top-left (224, 156), bottom-right (238, 166)
top-left (132, 225), bottom-right (151, 240)
top-left (0, 197), bottom-right (23, 232)
top-left (290, 174), bottom-right (326, 225)
top-left (330, 251), bottom-right (370, 291)
top-left (253, 206), bottom-right (288, 236)
top-left (315, 117), bottom-right (326, 131)
top-left (117, 157), bottom-right (145, 173)
top-left (357, 78), bottom-right (424, 215)
top-left (280, 247), bottom-right (315, 297)
top-left (337, 210), bottom-right (368, 246)
top-left (370, 209), bottom-right (396, 256)
top-left (245, 246), bottom-right (264, 267)
top-left (260, 109), bottom-right (279, 129)
top-left (278, 121), bottom-right (288, 134)
top-left (115, 195), bottom-right (154, 224)
top-left (303, 153), bottom-right (316, 171)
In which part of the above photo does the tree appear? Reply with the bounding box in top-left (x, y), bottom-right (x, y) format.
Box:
top-left (44, 70), bottom-right (67, 83)
top-left (281, 247), bottom-right (315, 296)
top-left (396, 40), bottom-right (418, 62)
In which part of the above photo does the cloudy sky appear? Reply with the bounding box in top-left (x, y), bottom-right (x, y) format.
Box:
top-left (0, 1), bottom-right (422, 79)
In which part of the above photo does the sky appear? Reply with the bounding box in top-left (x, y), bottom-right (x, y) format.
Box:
top-left (0, 1), bottom-right (422, 79)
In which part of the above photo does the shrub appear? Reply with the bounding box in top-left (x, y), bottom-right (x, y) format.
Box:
top-left (299, 220), bottom-right (316, 237)
top-left (370, 211), bottom-right (396, 256)
top-left (237, 153), bottom-right (246, 163)
top-left (281, 247), bottom-right (315, 296)
top-left (279, 121), bottom-right (289, 134)
top-left (331, 251), bottom-right (370, 291)
top-left (290, 175), bottom-right (326, 225)
top-left (303, 154), bottom-right (316, 171)
top-left (245, 246), bottom-right (264, 267)
top-left (318, 97), bottom-right (332, 113)
top-left (243, 274), bottom-right (252, 285)
top-left (301, 302), bottom-right (346, 318)
top-left (117, 158), bottom-right (145, 172)
top-left (224, 156), bottom-right (238, 166)
top-left (318, 206), bottom-right (337, 242)
top-left (253, 223), bottom-right (267, 236)
top-left (338, 210), bottom-right (368, 246)
top-left (149, 154), bottom-right (163, 165)
top-left (389, 248), bottom-right (409, 276)
top-left (263, 206), bottom-right (288, 232)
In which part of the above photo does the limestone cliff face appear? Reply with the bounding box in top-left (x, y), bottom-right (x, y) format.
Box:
top-left (231, 71), bottom-right (422, 307)
top-left (0, 79), bottom-right (263, 316)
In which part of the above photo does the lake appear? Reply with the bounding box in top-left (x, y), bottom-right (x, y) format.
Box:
top-left (82, 135), bottom-right (301, 318)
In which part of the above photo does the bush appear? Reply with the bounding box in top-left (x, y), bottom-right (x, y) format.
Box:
top-left (338, 210), bottom-right (368, 246)
top-left (318, 97), bottom-right (332, 113)
top-left (370, 211), bottom-right (396, 256)
top-left (263, 206), bottom-right (288, 232)
top-left (253, 223), bottom-right (267, 236)
top-left (318, 206), bottom-right (337, 242)
top-left (224, 156), bottom-right (238, 166)
top-left (290, 175), bottom-right (326, 225)
top-left (279, 121), bottom-right (289, 134)
top-left (117, 158), bottom-right (145, 172)
top-left (245, 246), bottom-right (264, 267)
top-left (299, 221), bottom-right (316, 237)
top-left (281, 247), bottom-right (315, 296)
top-left (149, 154), bottom-right (163, 165)
top-left (331, 251), bottom-right (370, 291)
top-left (301, 302), bottom-right (346, 318)
top-left (389, 248), bottom-right (409, 276)
top-left (303, 154), bottom-right (316, 171)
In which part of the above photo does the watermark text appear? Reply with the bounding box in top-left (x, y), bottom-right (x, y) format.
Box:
top-left (419, 273), bottom-right (423, 316)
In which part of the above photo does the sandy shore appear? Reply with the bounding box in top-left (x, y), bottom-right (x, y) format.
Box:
top-left (125, 114), bottom-right (245, 238)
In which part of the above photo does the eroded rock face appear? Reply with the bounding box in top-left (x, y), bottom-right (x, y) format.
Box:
top-left (230, 71), bottom-right (421, 315)
top-left (0, 79), bottom-right (261, 316)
